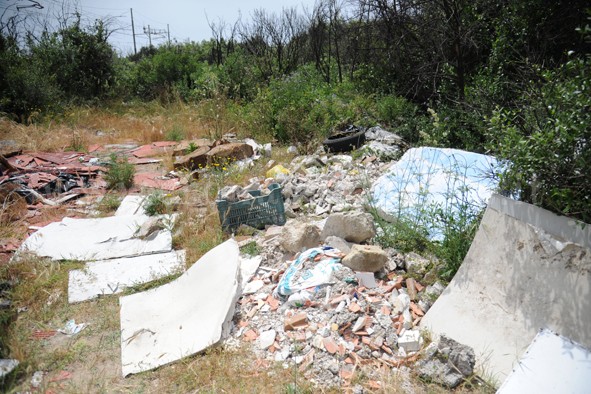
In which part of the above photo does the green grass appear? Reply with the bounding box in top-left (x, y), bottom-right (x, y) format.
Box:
top-left (104, 154), bottom-right (135, 190)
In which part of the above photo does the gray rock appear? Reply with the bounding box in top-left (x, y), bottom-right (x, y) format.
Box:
top-left (280, 220), bottom-right (321, 253)
top-left (324, 236), bottom-right (353, 254)
top-left (417, 335), bottom-right (475, 389)
top-left (218, 185), bottom-right (243, 202)
top-left (425, 281), bottom-right (445, 299)
top-left (404, 252), bottom-right (433, 276)
top-left (439, 336), bottom-right (475, 377)
top-left (321, 211), bottom-right (376, 243)
top-left (342, 244), bottom-right (388, 272)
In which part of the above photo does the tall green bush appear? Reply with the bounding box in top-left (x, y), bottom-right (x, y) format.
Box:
top-left (488, 55), bottom-right (591, 222)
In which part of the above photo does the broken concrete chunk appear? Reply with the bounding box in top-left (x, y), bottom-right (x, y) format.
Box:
top-left (352, 316), bottom-right (366, 332)
top-left (341, 244), bottom-right (388, 272)
top-left (280, 221), bottom-right (321, 253)
top-left (243, 279), bottom-right (265, 295)
top-left (398, 329), bottom-right (422, 352)
top-left (257, 329), bottom-right (277, 350)
top-left (323, 236), bottom-right (353, 254)
top-left (173, 146), bottom-right (210, 171)
top-left (206, 142), bottom-right (254, 165)
top-left (218, 185), bottom-right (243, 203)
top-left (284, 312), bottom-right (308, 331)
top-left (404, 252), bottom-right (433, 276)
top-left (320, 211), bottom-right (376, 243)
top-left (356, 271), bottom-right (377, 288)
top-left (119, 239), bottom-right (240, 376)
top-left (417, 335), bottom-right (475, 388)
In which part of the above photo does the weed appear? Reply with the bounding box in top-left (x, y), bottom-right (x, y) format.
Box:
top-left (184, 141), bottom-right (198, 154)
top-left (165, 124), bottom-right (185, 141)
top-left (96, 193), bottom-right (121, 213)
top-left (144, 191), bottom-right (167, 216)
top-left (240, 241), bottom-right (260, 257)
top-left (123, 272), bottom-right (183, 294)
top-left (104, 154), bottom-right (135, 190)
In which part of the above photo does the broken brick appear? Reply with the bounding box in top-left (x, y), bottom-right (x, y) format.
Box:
top-left (406, 278), bottom-right (418, 300)
top-left (410, 302), bottom-right (424, 317)
top-left (323, 337), bottom-right (338, 354)
top-left (414, 281), bottom-right (425, 292)
top-left (243, 329), bottom-right (258, 341)
top-left (348, 302), bottom-right (361, 313)
top-left (284, 312), bottom-right (308, 331)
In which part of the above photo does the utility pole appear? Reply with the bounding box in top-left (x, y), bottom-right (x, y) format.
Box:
top-left (167, 24), bottom-right (170, 46)
top-left (130, 8), bottom-right (137, 55)
top-left (143, 25), bottom-right (168, 47)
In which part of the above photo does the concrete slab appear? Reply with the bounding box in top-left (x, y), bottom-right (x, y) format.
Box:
top-left (19, 215), bottom-right (172, 261)
top-left (498, 329), bottom-right (591, 394)
top-left (421, 194), bottom-right (591, 384)
top-left (68, 250), bottom-right (186, 303)
top-left (119, 239), bottom-right (240, 376)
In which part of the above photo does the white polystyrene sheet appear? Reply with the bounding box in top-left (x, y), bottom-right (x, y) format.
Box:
top-left (68, 250), bottom-right (186, 303)
top-left (371, 147), bottom-right (500, 240)
top-left (119, 239), bottom-right (240, 376)
top-left (498, 329), bottom-right (591, 394)
top-left (240, 255), bottom-right (262, 289)
top-left (19, 215), bottom-right (172, 261)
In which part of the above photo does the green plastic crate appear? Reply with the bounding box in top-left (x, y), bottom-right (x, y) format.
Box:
top-left (216, 183), bottom-right (286, 232)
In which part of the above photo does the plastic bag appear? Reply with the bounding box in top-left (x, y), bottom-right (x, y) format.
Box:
top-left (274, 246), bottom-right (343, 297)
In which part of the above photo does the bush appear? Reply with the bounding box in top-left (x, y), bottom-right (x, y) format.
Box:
top-left (105, 154), bottom-right (135, 190)
top-left (488, 55), bottom-right (591, 223)
top-left (144, 192), bottom-right (167, 216)
top-left (375, 95), bottom-right (428, 144)
top-left (244, 65), bottom-right (380, 145)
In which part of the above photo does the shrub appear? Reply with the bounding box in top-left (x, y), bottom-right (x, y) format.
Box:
top-left (144, 192), bottom-right (167, 216)
top-left (488, 55), bottom-right (591, 222)
top-left (104, 154), bottom-right (135, 190)
top-left (97, 194), bottom-right (122, 213)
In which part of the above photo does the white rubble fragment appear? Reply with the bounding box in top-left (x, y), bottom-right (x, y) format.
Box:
top-left (68, 250), bottom-right (186, 303)
top-left (243, 279), bottom-right (265, 295)
top-left (398, 330), bottom-right (422, 352)
top-left (119, 239), bottom-right (240, 376)
top-left (258, 329), bottom-right (277, 350)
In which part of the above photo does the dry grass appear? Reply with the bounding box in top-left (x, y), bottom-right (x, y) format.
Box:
top-left (0, 100), bottom-right (253, 153)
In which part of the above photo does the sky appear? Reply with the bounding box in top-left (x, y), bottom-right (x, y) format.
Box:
top-left (2, 0), bottom-right (319, 55)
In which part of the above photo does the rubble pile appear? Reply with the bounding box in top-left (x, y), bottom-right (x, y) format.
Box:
top-left (277, 127), bottom-right (406, 218)
top-left (227, 216), bottom-right (449, 387)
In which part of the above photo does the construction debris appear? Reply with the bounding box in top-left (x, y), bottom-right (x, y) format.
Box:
top-left (421, 194), bottom-right (591, 381)
top-left (120, 239), bottom-right (241, 376)
top-left (498, 329), bottom-right (591, 394)
top-left (416, 336), bottom-right (475, 388)
top-left (372, 147), bottom-right (501, 240)
top-left (227, 230), bottom-right (438, 387)
top-left (68, 250), bottom-right (186, 303)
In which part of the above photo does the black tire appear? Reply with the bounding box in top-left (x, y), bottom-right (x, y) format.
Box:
top-left (323, 129), bottom-right (366, 153)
